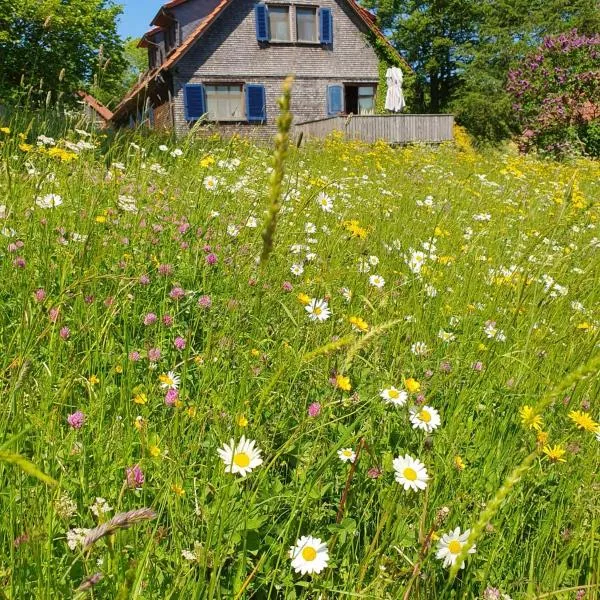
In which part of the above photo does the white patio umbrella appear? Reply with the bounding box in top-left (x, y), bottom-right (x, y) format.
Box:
top-left (385, 66), bottom-right (406, 113)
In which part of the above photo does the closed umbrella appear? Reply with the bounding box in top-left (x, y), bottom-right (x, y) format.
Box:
top-left (385, 66), bottom-right (406, 113)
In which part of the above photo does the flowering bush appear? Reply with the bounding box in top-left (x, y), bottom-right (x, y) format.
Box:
top-left (507, 29), bottom-right (600, 157)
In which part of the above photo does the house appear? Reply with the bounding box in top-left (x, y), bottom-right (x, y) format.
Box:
top-left (111, 0), bottom-right (412, 137)
top-left (77, 91), bottom-right (113, 128)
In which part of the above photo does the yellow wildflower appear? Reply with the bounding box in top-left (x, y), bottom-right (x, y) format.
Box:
top-left (200, 155), bottom-right (215, 167)
top-left (404, 378), bottom-right (420, 393)
top-left (19, 143), bottom-right (33, 152)
top-left (335, 374), bottom-right (352, 392)
top-left (454, 455), bottom-right (466, 471)
top-left (519, 405), bottom-right (543, 431)
top-left (250, 348), bottom-right (260, 357)
top-left (542, 445), bottom-right (566, 463)
top-left (88, 375), bottom-right (100, 385)
top-left (95, 215), bottom-right (106, 224)
top-left (349, 315), bottom-right (369, 332)
top-left (568, 410), bottom-right (599, 433)
top-left (187, 406), bottom-right (197, 418)
top-left (0, 127), bottom-right (10, 134)
top-left (134, 416), bottom-right (145, 431)
top-left (536, 431), bottom-right (549, 445)
top-left (171, 483), bottom-right (185, 496)
top-left (114, 365), bottom-right (123, 374)
top-left (237, 414), bottom-right (248, 427)
top-left (149, 445), bottom-right (161, 457)
top-left (297, 293), bottom-right (311, 305)
top-left (133, 393), bottom-right (148, 405)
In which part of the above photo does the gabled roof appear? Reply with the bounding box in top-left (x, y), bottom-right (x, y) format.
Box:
top-left (138, 26), bottom-right (164, 48)
top-left (112, 0), bottom-right (411, 122)
top-left (77, 91), bottom-right (113, 121)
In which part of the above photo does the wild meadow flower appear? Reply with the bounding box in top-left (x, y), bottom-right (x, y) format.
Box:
top-left (125, 464), bottom-right (144, 488)
top-left (335, 374), bottom-right (351, 391)
top-left (67, 528), bottom-right (91, 550)
top-left (289, 536), bottom-right (329, 575)
top-left (380, 387), bottom-right (407, 406)
top-left (169, 287), bottom-right (185, 300)
top-left (174, 336), bottom-right (186, 350)
top-left (206, 253), bottom-right (217, 265)
top-left (316, 192), bottom-right (333, 212)
top-left (436, 527), bottom-right (476, 568)
top-left (308, 402), bottom-right (321, 417)
top-left (282, 281), bottom-right (293, 292)
top-left (519, 405), bottom-right (543, 431)
top-left (90, 497), bottom-right (112, 517)
top-left (349, 315), bottom-right (368, 332)
top-left (393, 454), bottom-right (428, 491)
top-left (568, 410), bottom-right (599, 433)
top-left (129, 351), bottom-right (141, 361)
top-left (67, 411), bottom-right (85, 429)
top-left (162, 314), bottom-right (174, 327)
top-left (164, 389), bottom-right (178, 406)
top-left (198, 295), bottom-right (212, 309)
top-left (409, 405), bottom-right (441, 433)
top-left (411, 341), bottom-right (429, 355)
top-left (203, 175), bottom-right (219, 190)
top-left (217, 436), bottom-right (263, 476)
top-left (543, 444), bottom-right (567, 463)
top-left (369, 274), bottom-right (385, 288)
top-left (143, 313), bottom-right (158, 325)
top-left (35, 194), bottom-right (62, 209)
top-left (290, 263), bottom-right (304, 276)
top-left (305, 298), bottom-right (331, 322)
top-left (34, 288), bottom-right (46, 302)
top-left (158, 263), bottom-right (173, 276)
top-left (148, 347), bottom-right (161, 363)
top-left (338, 448), bottom-right (356, 463)
top-left (159, 371), bottom-right (180, 390)
top-left (404, 378), bottom-right (421, 393)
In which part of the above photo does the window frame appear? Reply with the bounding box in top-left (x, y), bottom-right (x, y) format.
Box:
top-left (204, 83), bottom-right (246, 122)
top-left (295, 5), bottom-right (319, 44)
top-left (357, 85), bottom-right (376, 115)
top-left (267, 5), bottom-right (292, 43)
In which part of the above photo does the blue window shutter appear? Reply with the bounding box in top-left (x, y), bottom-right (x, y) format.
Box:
top-left (184, 84), bottom-right (206, 120)
top-left (319, 8), bottom-right (333, 44)
top-left (246, 84), bottom-right (267, 123)
top-left (327, 84), bottom-right (343, 115)
top-left (255, 4), bottom-right (269, 42)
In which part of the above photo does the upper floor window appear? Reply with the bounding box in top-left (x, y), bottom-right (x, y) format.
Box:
top-left (296, 7), bottom-right (318, 42)
top-left (269, 6), bottom-right (291, 41)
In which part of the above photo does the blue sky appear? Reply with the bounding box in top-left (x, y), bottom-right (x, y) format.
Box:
top-left (117, 0), bottom-right (165, 40)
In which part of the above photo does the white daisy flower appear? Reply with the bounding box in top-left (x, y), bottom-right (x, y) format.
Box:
top-left (289, 535), bottom-right (329, 575)
top-left (158, 144), bottom-right (169, 152)
top-left (340, 287), bottom-right (352, 302)
top-left (438, 329), bottom-right (455, 342)
top-left (305, 298), bottom-right (331, 322)
top-left (409, 405), bottom-right (441, 433)
top-left (369, 274), bottom-right (385, 288)
top-left (227, 224), bottom-right (240, 237)
top-left (393, 454), bottom-right (429, 492)
top-left (217, 436), bottom-right (263, 477)
top-left (203, 175), bottom-right (219, 191)
top-left (35, 193), bottom-right (63, 209)
top-left (380, 387), bottom-right (408, 406)
top-left (337, 448), bottom-right (356, 463)
top-left (291, 263), bottom-right (304, 276)
top-left (246, 216), bottom-right (257, 228)
top-left (436, 527), bottom-right (476, 569)
top-left (170, 148), bottom-right (183, 157)
top-left (316, 192), bottom-right (333, 212)
top-left (159, 371), bottom-right (181, 390)
top-left (368, 255), bottom-right (379, 266)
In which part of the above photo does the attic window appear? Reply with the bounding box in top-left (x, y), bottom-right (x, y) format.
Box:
top-left (268, 6), bottom-right (291, 41)
top-left (296, 7), bottom-right (318, 42)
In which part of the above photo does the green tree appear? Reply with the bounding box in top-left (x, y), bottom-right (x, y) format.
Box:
top-left (0, 0), bottom-right (126, 107)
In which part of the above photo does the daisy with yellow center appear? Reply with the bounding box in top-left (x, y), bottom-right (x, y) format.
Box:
top-left (436, 527), bottom-right (476, 569)
top-left (380, 386), bottom-right (408, 406)
top-left (338, 448), bottom-right (356, 463)
top-left (217, 436), bottom-right (263, 477)
top-left (393, 454), bottom-right (429, 491)
top-left (305, 298), bottom-right (331, 322)
top-left (289, 535), bottom-right (329, 575)
top-left (568, 410), bottom-right (599, 433)
top-left (159, 371), bottom-right (180, 390)
top-left (519, 405), bottom-right (543, 431)
top-left (409, 405), bottom-right (441, 433)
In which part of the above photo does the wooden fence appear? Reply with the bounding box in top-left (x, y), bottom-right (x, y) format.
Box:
top-left (294, 114), bottom-right (454, 144)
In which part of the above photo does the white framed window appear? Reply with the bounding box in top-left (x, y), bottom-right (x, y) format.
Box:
top-left (205, 84), bottom-right (244, 121)
top-left (268, 6), bottom-right (291, 41)
top-left (358, 86), bottom-right (375, 114)
top-left (296, 7), bottom-right (318, 42)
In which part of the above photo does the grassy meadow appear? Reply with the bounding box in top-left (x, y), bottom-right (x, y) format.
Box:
top-left (0, 104), bottom-right (599, 599)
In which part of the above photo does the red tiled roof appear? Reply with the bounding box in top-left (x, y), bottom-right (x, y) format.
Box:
top-left (112, 0), bottom-right (411, 121)
top-left (77, 91), bottom-right (113, 121)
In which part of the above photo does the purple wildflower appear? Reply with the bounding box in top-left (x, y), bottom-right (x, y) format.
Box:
top-left (157, 263), bottom-right (173, 276)
top-left (67, 411), bottom-right (85, 429)
top-left (148, 347), bottom-right (161, 362)
top-left (174, 336), bottom-right (186, 350)
top-left (162, 314), bottom-right (173, 327)
top-left (143, 313), bottom-right (157, 326)
top-left (169, 287), bottom-right (185, 300)
top-left (125, 464), bottom-right (144, 488)
top-left (129, 350), bottom-right (141, 361)
top-left (139, 274), bottom-right (151, 285)
top-left (59, 326), bottom-right (70, 340)
top-left (308, 402), bottom-right (321, 417)
top-left (205, 253), bottom-right (217, 265)
top-left (198, 295), bottom-right (212, 309)
top-left (282, 281), bottom-right (293, 292)
top-left (164, 388), bottom-right (178, 406)
top-left (34, 288), bottom-right (46, 302)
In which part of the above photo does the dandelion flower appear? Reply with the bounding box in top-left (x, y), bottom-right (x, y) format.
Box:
top-left (349, 315), bottom-right (368, 332)
top-left (409, 405), bottom-right (441, 433)
top-left (338, 448), bottom-right (356, 463)
top-left (568, 410), bottom-right (599, 433)
top-left (289, 535), bottom-right (329, 575)
top-left (543, 444), bottom-right (567, 463)
top-left (335, 374), bottom-right (352, 391)
top-left (519, 405), bottom-right (543, 431)
top-left (393, 454), bottom-right (428, 491)
top-left (217, 436), bottom-right (263, 477)
top-left (404, 378), bottom-right (421, 393)
top-left (380, 386), bottom-right (408, 406)
top-left (159, 371), bottom-right (180, 390)
top-left (436, 527), bottom-right (476, 568)
top-left (305, 298), bottom-right (331, 322)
